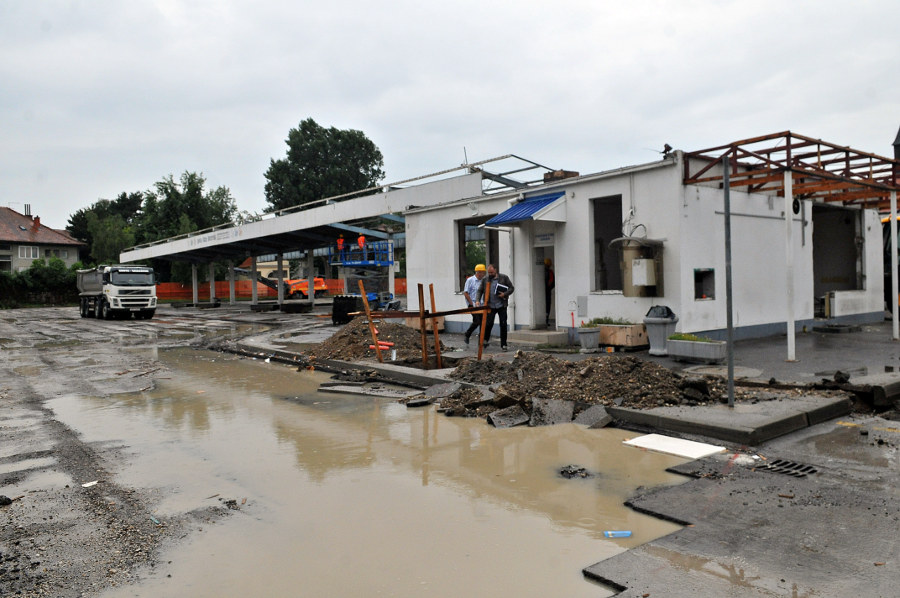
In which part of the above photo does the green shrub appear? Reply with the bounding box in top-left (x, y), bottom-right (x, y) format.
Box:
top-left (580, 316), bottom-right (635, 327)
top-left (667, 333), bottom-right (717, 342)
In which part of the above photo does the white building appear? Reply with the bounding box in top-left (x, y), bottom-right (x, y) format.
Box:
top-left (405, 133), bottom-right (895, 342)
top-left (120, 131), bottom-right (898, 347)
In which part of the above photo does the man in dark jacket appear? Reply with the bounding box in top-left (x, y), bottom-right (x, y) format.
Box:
top-left (476, 264), bottom-right (514, 351)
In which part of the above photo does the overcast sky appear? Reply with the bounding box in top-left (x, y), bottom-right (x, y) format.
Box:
top-left (2, 0), bottom-right (898, 230)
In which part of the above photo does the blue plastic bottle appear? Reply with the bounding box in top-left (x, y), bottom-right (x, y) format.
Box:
top-left (603, 530), bottom-right (632, 538)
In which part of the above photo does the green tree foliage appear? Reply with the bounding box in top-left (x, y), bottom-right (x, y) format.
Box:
top-left (264, 118), bottom-right (385, 212)
top-left (86, 213), bottom-right (135, 265)
top-left (138, 172), bottom-right (237, 244)
top-left (66, 192), bottom-right (145, 262)
top-left (137, 172), bottom-right (237, 284)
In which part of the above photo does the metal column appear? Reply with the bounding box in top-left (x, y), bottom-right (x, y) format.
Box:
top-left (228, 261), bottom-right (236, 305)
top-left (191, 264), bottom-right (199, 305)
top-left (892, 191), bottom-right (898, 341)
top-left (723, 157), bottom-right (735, 407)
top-left (208, 263), bottom-right (216, 303)
top-left (784, 170), bottom-right (796, 362)
top-left (250, 257), bottom-right (258, 305)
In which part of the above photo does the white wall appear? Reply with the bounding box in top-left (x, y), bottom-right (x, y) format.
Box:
top-left (405, 154), bottom-right (886, 339)
top-left (676, 185), bottom-right (815, 332)
top-left (405, 194), bottom-right (513, 315)
top-left (556, 160), bottom-right (685, 327)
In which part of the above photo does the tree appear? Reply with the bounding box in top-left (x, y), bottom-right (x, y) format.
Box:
top-left (86, 213), bottom-right (135, 265)
top-left (137, 172), bottom-right (238, 284)
top-left (138, 172), bottom-right (237, 244)
top-left (67, 191), bottom-right (145, 264)
top-left (264, 118), bottom-right (385, 212)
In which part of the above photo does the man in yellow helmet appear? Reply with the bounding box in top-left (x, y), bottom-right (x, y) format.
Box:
top-left (463, 264), bottom-right (486, 346)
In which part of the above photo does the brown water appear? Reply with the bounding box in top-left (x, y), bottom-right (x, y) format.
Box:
top-left (48, 348), bottom-right (689, 597)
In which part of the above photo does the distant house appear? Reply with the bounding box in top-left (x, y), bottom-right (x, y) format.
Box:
top-left (0, 207), bottom-right (85, 272)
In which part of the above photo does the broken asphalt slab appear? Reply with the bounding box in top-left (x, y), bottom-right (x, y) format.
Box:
top-left (607, 394), bottom-right (853, 445)
top-left (584, 420), bottom-right (900, 597)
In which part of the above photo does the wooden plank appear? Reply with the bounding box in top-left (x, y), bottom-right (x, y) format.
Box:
top-left (429, 283), bottom-right (442, 369)
top-left (358, 280), bottom-right (383, 363)
top-left (418, 284), bottom-right (428, 368)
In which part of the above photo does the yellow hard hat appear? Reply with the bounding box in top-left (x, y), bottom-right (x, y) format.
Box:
top-left (544, 258), bottom-right (552, 266)
top-left (474, 264), bottom-right (486, 272)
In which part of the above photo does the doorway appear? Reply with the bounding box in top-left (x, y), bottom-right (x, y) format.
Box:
top-left (534, 246), bottom-right (556, 329)
top-left (812, 205), bottom-right (863, 316)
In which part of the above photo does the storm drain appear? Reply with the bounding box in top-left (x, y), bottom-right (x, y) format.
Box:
top-left (758, 459), bottom-right (817, 478)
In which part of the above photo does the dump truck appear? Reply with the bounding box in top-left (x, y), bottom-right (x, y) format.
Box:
top-left (77, 265), bottom-right (157, 320)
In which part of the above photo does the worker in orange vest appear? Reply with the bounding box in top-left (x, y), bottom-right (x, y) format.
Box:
top-left (357, 234), bottom-right (366, 259)
top-left (336, 234), bottom-right (345, 259)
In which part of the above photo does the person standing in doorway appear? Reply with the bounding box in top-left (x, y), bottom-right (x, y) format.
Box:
top-left (463, 264), bottom-right (486, 346)
top-left (477, 264), bottom-right (514, 351)
top-left (544, 258), bottom-right (555, 327)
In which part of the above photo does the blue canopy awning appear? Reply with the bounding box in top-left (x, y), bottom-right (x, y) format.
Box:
top-left (484, 191), bottom-right (566, 226)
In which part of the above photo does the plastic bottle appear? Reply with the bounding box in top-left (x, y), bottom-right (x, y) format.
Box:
top-left (603, 530), bottom-right (632, 538)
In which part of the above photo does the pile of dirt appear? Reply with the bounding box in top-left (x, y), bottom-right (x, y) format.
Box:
top-left (307, 317), bottom-right (447, 364)
top-left (444, 351), bottom-right (755, 418)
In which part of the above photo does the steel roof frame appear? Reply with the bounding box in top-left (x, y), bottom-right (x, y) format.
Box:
top-left (684, 131), bottom-right (900, 210)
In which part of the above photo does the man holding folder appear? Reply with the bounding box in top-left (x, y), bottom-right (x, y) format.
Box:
top-left (477, 264), bottom-right (515, 351)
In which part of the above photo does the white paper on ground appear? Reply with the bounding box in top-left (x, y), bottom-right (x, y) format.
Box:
top-left (623, 433), bottom-right (725, 460)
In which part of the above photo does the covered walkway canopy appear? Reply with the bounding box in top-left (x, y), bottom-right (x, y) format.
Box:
top-left (120, 155), bottom-right (554, 266)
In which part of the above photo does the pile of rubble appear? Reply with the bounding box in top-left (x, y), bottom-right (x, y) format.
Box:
top-left (307, 317), bottom-right (447, 364)
top-left (441, 351), bottom-right (756, 421)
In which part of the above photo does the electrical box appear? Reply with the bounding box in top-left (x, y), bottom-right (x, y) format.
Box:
top-left (632, 258), bottom-right (656, 286)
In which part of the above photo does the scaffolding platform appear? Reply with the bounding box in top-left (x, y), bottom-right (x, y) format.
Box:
top-left (329, 240), bottom-right (394, 267)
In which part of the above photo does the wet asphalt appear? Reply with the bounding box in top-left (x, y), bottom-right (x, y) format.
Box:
top-left (252, 305), bottom-right (900, 597)
top-left (23, 302), bottom-right (897, 597)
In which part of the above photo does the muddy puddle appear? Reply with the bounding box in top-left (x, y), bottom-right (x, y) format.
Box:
top-left (47, 347), bottom-right (690, 597)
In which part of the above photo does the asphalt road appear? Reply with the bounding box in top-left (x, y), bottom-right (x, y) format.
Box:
top-left (1, 305), bottom-right (898, 597)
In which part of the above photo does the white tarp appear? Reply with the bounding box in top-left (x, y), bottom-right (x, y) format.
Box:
top-left (623, 433), bottom-right (725, 460)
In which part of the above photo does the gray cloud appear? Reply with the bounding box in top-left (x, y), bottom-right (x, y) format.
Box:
top-left (1, 0), bottom-right (898, 229)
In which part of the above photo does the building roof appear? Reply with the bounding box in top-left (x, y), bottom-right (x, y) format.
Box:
top-left (0, 207), bottom-right (85, 247)
top-left (684, 131), bottom-right (900, 210)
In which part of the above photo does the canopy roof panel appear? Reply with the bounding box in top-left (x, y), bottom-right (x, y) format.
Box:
top-left (684, 131), bottom-right (900, 210)
top-left (485, 191), bottom-right (566, 226)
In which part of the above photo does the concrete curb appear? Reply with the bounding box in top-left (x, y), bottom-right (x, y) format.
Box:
top-left (609, 395), bottom-right (852, 445)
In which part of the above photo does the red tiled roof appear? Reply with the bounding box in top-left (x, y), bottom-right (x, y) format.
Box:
top-left (0, 207), bottom-right (86, 247)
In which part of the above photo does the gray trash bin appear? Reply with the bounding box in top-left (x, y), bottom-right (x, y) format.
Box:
top-left (643, 306), bottom-right (678, 356)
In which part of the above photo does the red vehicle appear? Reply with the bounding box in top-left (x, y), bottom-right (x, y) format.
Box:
top-left (286, 277), bottom-right (328, 299)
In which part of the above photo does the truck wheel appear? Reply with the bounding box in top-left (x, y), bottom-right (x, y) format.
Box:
top-left (80, 299), bottom-right (87, 318)
top-left (290, 291), bottom-right (305, 300)
top-left (98, 300), bottom-right (109, 320)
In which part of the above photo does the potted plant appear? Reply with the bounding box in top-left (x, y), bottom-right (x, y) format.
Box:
top-left (595, 317), bottom-right (648, 349)
top-left (666, 333), bottom-right (727, 364)
top-left (577, 318), bottom-right (603, 351)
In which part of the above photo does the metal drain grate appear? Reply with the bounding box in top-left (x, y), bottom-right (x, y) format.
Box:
top-left (758, 459), bottom-right (817, 478)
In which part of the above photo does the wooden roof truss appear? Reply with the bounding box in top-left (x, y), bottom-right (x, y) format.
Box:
top-left (684, 131), bottom-right (900, 210)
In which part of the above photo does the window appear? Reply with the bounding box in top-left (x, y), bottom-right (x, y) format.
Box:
top-left (19, 246), bottom-right (38, 259)
top-left (0, 244), bottom-right (11, 252)
top-left (592, 196), bottom-right (623, 291)
top-left (456, 217), bottom-right (498, 290)
top-left (694, 269), bottom-right (715, 300)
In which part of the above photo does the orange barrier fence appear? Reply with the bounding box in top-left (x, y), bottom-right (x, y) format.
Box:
top-left (156, 279), bottom-right (407, 300)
